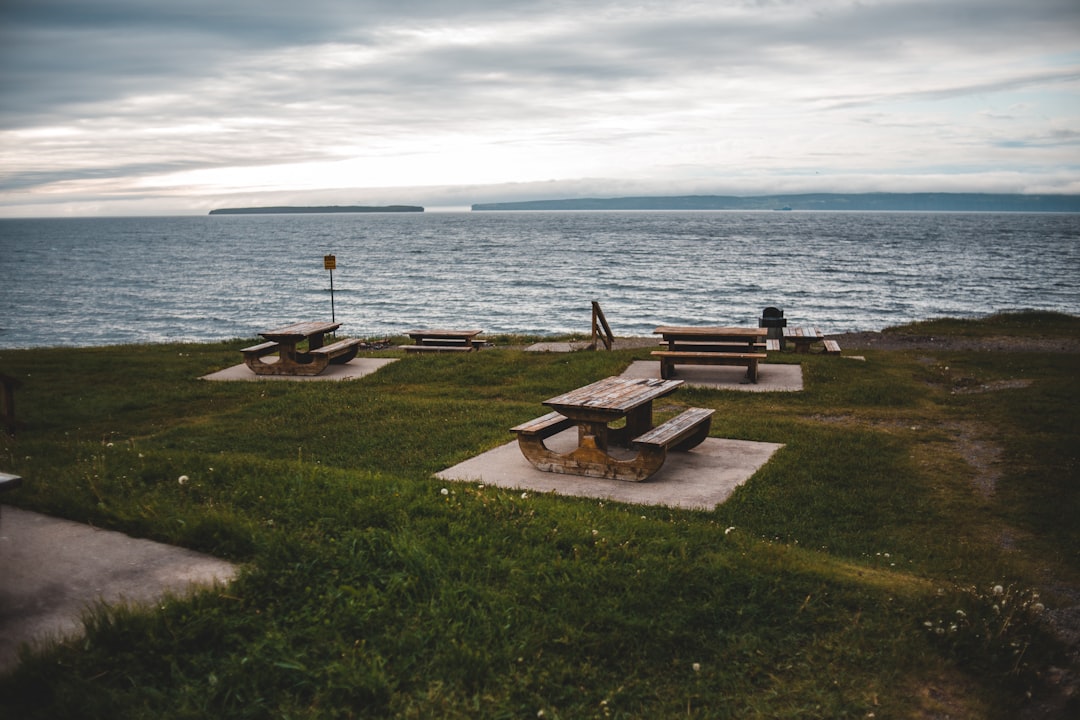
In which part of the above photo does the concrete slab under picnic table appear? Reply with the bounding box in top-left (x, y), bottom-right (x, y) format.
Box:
top-left (201, 357), bottom-right (397, 382)
top-left (0, 505), bottom-right (238, 675)
top-left (437, 429), bottom-right (783, 511)
top-left (621, 360), bottom-right (804, 391)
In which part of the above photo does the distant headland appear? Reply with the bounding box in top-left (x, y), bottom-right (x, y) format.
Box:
top-left (209, 205), bottom-right (424, 215)
top-left (471, 193), bottom-right (1080, 213)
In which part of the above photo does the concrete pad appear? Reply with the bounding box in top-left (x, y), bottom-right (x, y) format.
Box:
top-left (436, 429), bottom-right (783, 510)
top-left (0, 505), bottom-right (239, 674)
top-left (201, 357), bottom-right (397, 382)
top-left (621, 360), bottom-right (803, 392)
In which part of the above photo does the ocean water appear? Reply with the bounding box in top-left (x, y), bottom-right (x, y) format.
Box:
top-left (0, 211), bottom-right (1077, 349)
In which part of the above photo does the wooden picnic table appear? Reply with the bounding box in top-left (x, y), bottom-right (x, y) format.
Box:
top-left (783, 326), bottom-right (824, 353)
top-left (241, 320), bottom-right (362, 375)
top-left (651, 326), bottom-right (769, 382)
top-left (511, 376), bottom-right (714, 482)
top-left (403, 329), bottom-right (484, 353)
top-left (0, 470), bottom-right (22, 524)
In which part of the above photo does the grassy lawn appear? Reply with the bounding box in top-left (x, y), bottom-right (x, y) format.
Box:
top-left (1, 311), bottom-right (1077, 719)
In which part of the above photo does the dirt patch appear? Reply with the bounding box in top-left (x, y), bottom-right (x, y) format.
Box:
top-left (828, 331), bottom-right (1080, 354)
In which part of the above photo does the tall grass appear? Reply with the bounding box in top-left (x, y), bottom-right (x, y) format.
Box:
top-left (1, 313), bottom-right (1077, 718)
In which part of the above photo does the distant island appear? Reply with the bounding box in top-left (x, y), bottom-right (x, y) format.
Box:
top-left (209, 205), bottom-right (423, 215)
top-left (471, 193), bottom-right (1080, 213)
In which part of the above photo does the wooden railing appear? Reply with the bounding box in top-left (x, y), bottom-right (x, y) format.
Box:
top-left (591, 300), bottom-right (615, 351)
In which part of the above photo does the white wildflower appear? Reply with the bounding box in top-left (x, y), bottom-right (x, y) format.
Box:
top-left (440, 488), bottom-right (449, 496)
top-left (724, 526), bottom-right (736, 535)
top-left (178, 475), bottom-right (189, 485)
top-left (521, 492), bottom-right (528, 499)
top-left (992, 584), bottom-right (1005, 596)
top-left (692, 662), bottom-right (701, 673)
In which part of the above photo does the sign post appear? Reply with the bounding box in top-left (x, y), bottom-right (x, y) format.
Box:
top-left (324, 254), bottom-right (337, 322)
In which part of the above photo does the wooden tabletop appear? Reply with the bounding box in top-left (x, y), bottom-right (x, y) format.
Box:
top-left (653, 325), bottom-right (767, 339)
top-left (261, 321), bottom-right (340, 341)
top-left (544, 377), bottom-right (682, 418)
top-left (783, 326), bottom-right (823, 339)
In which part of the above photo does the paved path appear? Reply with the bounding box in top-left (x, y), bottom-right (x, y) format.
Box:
top-left (0, 506), bottom-right (238, 674)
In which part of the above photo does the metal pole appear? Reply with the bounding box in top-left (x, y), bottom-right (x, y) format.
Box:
top-left (329, 268), bottom-right (335, 322)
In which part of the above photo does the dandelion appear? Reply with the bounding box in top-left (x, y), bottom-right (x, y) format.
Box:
top-left (592, 529), bottom-right (599, 536)
top-left (440, 488), bottom-right (449, 496)
top-left (521, 492), bottom-right (528, 499)
top-left (692, 662), bottom-right (701, 673)
top-left (956, 609), bottom-right (966, 618)
top-left (725, 526), bottom-right (736, 535)
top-left (178, 475), bottom-right (189, 485)
top-left (106, 442), bottom-right (114, 448)
top-left (1032, 603), bottom-right (1045, 614)
top-left (992, 584), bottom-right (1005, 596)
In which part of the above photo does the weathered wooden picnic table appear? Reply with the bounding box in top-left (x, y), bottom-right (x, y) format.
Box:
top-left (0, 470), bottom-right (22, 524)
top-left (651, 326), bottom-right (769, 382)
top-left (511, 376), bottom-right (715, 482)
top-left (402, 329), bottom-right (484, 353)
top-left (783, 326), bottom-right (824, 353)
top-left (241, 321), bottom-right (362, 375)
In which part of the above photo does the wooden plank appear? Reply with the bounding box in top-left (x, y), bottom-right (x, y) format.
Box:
top-left (633, 407), bottom-right (714, 449)
top-left (511, 411), bottom-right (574, 437)
top-left (241, 341), bottom-right (279, 355)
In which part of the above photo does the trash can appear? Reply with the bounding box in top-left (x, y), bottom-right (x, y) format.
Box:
top-left (759, 307), bottom-right (787, 344)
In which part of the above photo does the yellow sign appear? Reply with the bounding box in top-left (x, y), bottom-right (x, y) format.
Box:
top-left (323, 255), bottom-right (336, 270)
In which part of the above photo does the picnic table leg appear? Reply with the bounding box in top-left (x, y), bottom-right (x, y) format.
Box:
top-left (516, 433), bottom-right (666, 482)
top-left (622, 403), bottom-right (653, 444)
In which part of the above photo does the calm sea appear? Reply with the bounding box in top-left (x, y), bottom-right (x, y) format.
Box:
top-left (0, 211), bottom-right (1077, 349)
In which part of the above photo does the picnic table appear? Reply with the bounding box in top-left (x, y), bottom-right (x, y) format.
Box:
top-left (783, 326), bottom-right (826, 353)
top-left (511, 376), bottom-right (715, 482)
top-left (402, 329), bottom-right (484, 353)
top-left (241, 321), bottom-right (362, 375)
top-left (651, 326), bottom-right (768, 382)
top-left (0, 471), bottom-right (22, 524)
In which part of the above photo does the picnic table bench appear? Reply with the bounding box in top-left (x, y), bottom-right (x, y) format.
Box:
top-left (511, 376), bottom-right (714, 482)
top-left (651, 326), bottom-right (768, 382)
top-left (402, 329), bottom-right (484, 353)
top-left (242, 321), bottom-right (362, 375)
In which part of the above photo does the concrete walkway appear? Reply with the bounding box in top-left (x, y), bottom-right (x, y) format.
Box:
top-left (0, 506), bottom-right (238, 675)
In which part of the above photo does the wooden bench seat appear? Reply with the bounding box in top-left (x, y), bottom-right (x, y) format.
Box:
top-left (511, 411), bottom-right (576, 439)
top-left (633, 407), bottom-right (714, 452)
top-left (659, 341), bottom-right (766, 353)
top-left (765, 339), bottom-right (781, 352)
top-left (402, 343), bottom-right (478, 353)
top-left (309, 337), bottom-right (363, 364)
top-left (651, 350), bottom-right (767, 382)
top-left (241, 340), bottom-right (281, 359)
top-left (822, 339), bottom-right (841, 355)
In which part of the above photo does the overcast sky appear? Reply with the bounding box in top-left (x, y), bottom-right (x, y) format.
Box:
top-left (1, 0), bottom-right (1078, 216)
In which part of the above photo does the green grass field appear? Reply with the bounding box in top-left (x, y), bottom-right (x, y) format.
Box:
top-left (1, 311), bottom-right (1078, 719)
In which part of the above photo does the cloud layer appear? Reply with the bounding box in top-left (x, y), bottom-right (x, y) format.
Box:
top-left (2, 0), bottom-right (1078, 215)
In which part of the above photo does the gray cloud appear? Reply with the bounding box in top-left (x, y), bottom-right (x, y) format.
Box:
top-left (1, 0), bottom-right (1078, 214)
